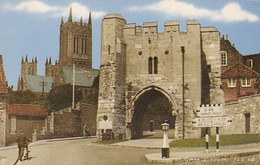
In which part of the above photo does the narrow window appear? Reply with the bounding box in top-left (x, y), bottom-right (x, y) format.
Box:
top-left (154, 56), bottom-right (158, 74)
top-left (165, 50), bottom-right (169, 55)
top-left (241, 77), bottom-right (251, 87)
top-left (247, 59), bottom-right (253, 68)
top-left (148, 38), bottom-right (151, 44)
top-left (138, 51), bottom-right (142, 56)
top-left (74, 36), bottom-right (76, 53)
top-left (245, 113), bottom-right (250, 133)
top-left (221, 51), bottom-right (227, 66)
top-left (76, 35), bottom-right (79, 53)
top-left (82, 35), bottom-right (85, 54)
top-left (148, 57), bottom-right (152, 74)
top-left (85, 36), bottom-right (88, 54)
top-left (228, 78), bottom-right (236, 87)
top-left (108, 45), bottom-right (111, 55)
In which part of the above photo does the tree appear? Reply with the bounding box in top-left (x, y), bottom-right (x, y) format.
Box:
top-left (8, 87), bottom-right (39, 104)
top-left (47, 84), bottom-right (82, 112)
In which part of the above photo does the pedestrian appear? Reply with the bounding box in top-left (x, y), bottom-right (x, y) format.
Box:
top-left (17, 130), bottom-right (28, 161)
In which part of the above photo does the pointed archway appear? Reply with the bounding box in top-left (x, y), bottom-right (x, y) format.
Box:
top-left (130, 87), bottom-right (177, 139)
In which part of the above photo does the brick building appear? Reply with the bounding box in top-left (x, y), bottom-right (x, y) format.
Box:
top-left (221, 62), bottom-right (259, 101)
top-left (6, 104), bottom-right (48, 139)
top-left (244, 53), bottom-right (260, 73)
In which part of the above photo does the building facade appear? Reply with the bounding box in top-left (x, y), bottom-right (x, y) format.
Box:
top-left (221, 62), bottom-right (259, 101)
top-left (97, 14), bottom-right (224, 140)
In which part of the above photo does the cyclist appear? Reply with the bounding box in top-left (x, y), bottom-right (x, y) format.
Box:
top-left (17, 130), bottom-right (29, 161)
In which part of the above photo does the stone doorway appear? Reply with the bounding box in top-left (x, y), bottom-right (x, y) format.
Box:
top-left (130, 89), bottom-right (175, 139)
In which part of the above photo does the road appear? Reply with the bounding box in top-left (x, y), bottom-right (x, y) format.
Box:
top-left (0, 138), bottom-right (159, 165)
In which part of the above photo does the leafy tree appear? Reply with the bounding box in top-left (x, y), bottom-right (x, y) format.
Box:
top-left (8, 87), bottom-right (39, 104)
top-left (47, 84), bottom-right (82, 112)
top-left (84, 75), bottom-right (99, 105)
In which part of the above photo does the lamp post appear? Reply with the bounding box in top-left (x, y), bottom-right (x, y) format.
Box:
top-left (161, 122), bottom-right (170, 158)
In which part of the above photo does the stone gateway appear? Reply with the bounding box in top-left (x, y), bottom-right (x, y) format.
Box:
top-left (97, 14), bottom-right (224, 140)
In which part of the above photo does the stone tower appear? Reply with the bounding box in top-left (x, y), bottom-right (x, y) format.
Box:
top-left (98, 14), bottom-right (224, 140)
top-left (18, 55), bottom-right (38, 91)
top-left (59, 7), bottom-right (92, 69)
top-left (45, 57), bottom-right (56, 77)
top-left (97, 14), bottom-right (127, 139)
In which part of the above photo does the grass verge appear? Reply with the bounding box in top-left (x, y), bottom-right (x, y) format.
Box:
top-left (170, 134), bottom-right (260, 148)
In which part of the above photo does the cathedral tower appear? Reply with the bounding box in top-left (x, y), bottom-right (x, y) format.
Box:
top-left (59, 7), bottom-right (92, 69)
top-left (18, 55), bottom-right (38, 91)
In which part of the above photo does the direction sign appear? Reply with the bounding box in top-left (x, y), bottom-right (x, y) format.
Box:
top-left (211, 116), bottom-right (232, 127)
top-left (192, 117), bottom-right (211, 127)
top-left (196, 104), bottom-right (224, 117)
top-left (192, 116), bottom-right (232, 127)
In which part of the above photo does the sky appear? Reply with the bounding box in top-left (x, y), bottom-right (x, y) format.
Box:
top-left (0, 0), bottom-right (260, 89)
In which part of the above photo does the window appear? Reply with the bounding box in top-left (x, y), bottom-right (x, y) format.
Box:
top-left (241, 77), bottom-right (251, 87)
top-left (148, 57), bottom-right (158, 74)
top-left (221, 51), bottom-right (227, 66)
top-left (165, 50), bottom-right (169, 55)
top-left (148, 57), bottom-right (152, 74)
top-left (154, 56), bottom-right (158, 74)
top-left (228, 78), bottom-right (236, 87)
top-left (138, 51), bottom-right (142, 56)
top-left (247, 59), bottom-right (253, 68)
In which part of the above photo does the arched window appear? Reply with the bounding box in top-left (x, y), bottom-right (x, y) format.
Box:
top-left (148, 57), bottom-right (152, 74)
top-left (154, 56), bottom-right (158, 74)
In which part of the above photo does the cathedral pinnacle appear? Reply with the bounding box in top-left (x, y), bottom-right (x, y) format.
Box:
top-left (25, 55), bottom-right (28, 62)
top-left (80, 17), bottom-right (83, 23)
top-left (88, 12), bottom-right (92, 25)
top-left (68, 7), bottom-right (73, 22)
top-left (22, 56), bottom-right (24, 63)
top-left (61, 17), bottom-right (64, 25)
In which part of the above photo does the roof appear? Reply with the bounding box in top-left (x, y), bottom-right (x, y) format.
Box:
top-left (7, 104), bottom-right (48, 117)
top-left (0, 55), bottom-right (8, 94)
top-left (26, 75), bottom-right (53, 92)
top-left (62, 66), bottom-right (99, 87)
top-left (221, 62), bottom-right (259, 79)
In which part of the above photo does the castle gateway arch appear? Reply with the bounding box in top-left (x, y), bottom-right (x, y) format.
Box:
top-left (126, 86), bottom-right (178, 139)
top-left (97, 14), bottom-right (224, 140)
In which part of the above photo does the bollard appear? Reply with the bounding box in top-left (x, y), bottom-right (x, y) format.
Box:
top-left (161, 122), bottom-right (170, 158)
top-left (32, 129), bottom-right (37, 142)
top-left (150, 120), bottom-right (154, 132)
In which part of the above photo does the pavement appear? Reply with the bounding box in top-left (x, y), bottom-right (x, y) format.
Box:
top-left (112, 139), bottom-right (260, 164)
top-left (1, 137), bottom-right (260, 164)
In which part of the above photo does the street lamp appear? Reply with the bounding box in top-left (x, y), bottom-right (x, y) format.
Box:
top-left (161, 122), bottom-right (170, 158)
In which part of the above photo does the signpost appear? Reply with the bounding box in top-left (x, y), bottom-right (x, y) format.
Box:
top-left (192, 104), bottom-right (232, 153)
top-left (192, 116), bottom-right (232, 127)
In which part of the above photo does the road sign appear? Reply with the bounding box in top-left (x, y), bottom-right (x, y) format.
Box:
top-left (192, 116), bottom-right (232, 127)
top-left (211, 116), bottom-right (232, 127)
top-left (196, 104), bottom-right (224, 117)
top-left (192, 117), bottom-right (211, 127)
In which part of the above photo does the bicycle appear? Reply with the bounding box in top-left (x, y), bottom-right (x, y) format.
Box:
top-left (13, 141), bottom-right (30, 165)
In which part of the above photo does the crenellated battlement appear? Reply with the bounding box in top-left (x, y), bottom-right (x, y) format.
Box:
top-left (123, 20), bottom-right (201, 36)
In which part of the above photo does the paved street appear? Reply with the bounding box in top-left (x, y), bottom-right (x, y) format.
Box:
top-left (1, 137), bottom-right (260, 165)
top-left (0, 138), bottom-right (159, 165)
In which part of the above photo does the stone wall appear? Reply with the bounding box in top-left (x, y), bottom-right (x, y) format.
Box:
top-left (80, 103), bottom-right (97, 136)
top-left (0, 108), bottom-right (6, 147)
top-left (216, 94), bottom-right (260, 135)
top-left (52, 109), bottom-right (82, 137)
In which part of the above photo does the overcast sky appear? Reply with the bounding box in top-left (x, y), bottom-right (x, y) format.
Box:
top-left (0, 0), bottom-right (260, 89)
